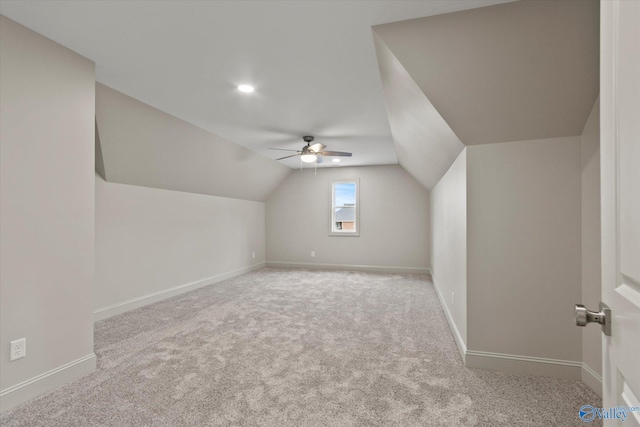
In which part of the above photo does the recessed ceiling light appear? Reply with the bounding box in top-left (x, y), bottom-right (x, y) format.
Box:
top-left (332, 158), bottom-right (341, 163)
top-left (237, 84), bottom-right (254, 93)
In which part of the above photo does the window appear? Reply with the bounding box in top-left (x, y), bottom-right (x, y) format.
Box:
top-left (330, 179), bottom-right (359, 236)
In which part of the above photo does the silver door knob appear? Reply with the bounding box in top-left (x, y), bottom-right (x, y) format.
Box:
top-left (574, 302), bottom-right (611, 336)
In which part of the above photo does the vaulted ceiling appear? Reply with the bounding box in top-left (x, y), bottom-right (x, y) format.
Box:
top-left (373, 0), bottom-right (599, 146)
top-left (95, 83), bottom-right (290, 202)
top-left (1, 0), bottom-right (599, 195)
top-left (373, 0), bottom-right (599, 189)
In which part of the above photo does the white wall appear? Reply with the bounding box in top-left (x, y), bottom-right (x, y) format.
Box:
top-left (95, 176), bottom-right (266, 319)
top-left (580, 97), bottom-right (602, 394)
top-left (430, 149), bottom-right (467, 353)
top-left (0, 16), bottom-right (96, 410)
top-left (266, 165), bottom-right (429, 272)
top-left (466, 137), bottom-right (582, 373)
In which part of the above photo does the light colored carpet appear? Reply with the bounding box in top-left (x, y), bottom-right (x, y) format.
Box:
top-left (1, 268), bottom-right (601, 426)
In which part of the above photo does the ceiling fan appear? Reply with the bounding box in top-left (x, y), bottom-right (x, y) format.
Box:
top-left (269, 136), bottom-right (352, 163)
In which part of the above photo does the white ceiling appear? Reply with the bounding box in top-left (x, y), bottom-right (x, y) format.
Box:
top-left (0, 0), bottom-right (512, 170)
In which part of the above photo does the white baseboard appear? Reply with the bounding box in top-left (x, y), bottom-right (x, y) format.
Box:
top-left (0, 353), bottom-right (96, 412)
top-left (429, 272), bottom-right (586, 381)
top-left (265, 261), bottom-right (429, 275)
top-left (94, 263), bottom-right (265, 321)
top-left (465, 350), bottom-right (582, 380)
top-left (581, 362), bottom-right (603, 397)
top-left (430, 272), bottom-right (467, 362)
top-left (463, 351), bottom-right (599, 388)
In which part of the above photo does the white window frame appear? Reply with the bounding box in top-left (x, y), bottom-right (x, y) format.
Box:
top-left (329, 178), bottom-right (360, 237)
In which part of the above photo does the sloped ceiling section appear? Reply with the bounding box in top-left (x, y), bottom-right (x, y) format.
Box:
top-left (96, 83), bottom-right (290, 202)
top-left (373, 0), bottom-right (599, 146)
top-left (95, 119), bottom-right (106, 181)
top-left (372, 32), bottom-right (464, 190)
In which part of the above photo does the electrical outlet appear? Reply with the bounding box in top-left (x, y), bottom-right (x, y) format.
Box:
top-left (252, 252), bottom-right (255, 259)
top-left (311, 251), bottom-right (315, 257)
top-left (10, 338), bottom-right (26, 361)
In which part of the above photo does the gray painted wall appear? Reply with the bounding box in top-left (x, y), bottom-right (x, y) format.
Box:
top-left (466, 137), bottom-right (582, 362)
top-left (430, 150), bottom-right (467, 347)
top-left (0, 16), bottom-right (96, 409)
top-left (580, 98), bottom-right (602, 392)
top-left (266, 165), bottom-right (429, 271)
top-left (95, 176), bottom-right (266, 316)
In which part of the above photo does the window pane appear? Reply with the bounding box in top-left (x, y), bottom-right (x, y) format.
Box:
top-left (334, 182), bottom-right (356, 206)
top-left (330, 180), bottom-right (358, 236)
top-left (333, 207), bottom-right (356, 232)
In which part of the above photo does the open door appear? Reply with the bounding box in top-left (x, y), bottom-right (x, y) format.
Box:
top-left (600, 0), bottom-right (640, 424)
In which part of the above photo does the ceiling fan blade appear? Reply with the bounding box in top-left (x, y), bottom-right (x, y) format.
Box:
top-left (275, 154), bottom-right (301, 161)
top-left (269, 148), bottom-right (301, 152)
top-left (318, 151), bottom-right (352, 157)
top-left (308, 143), bottom-right (326, 153)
